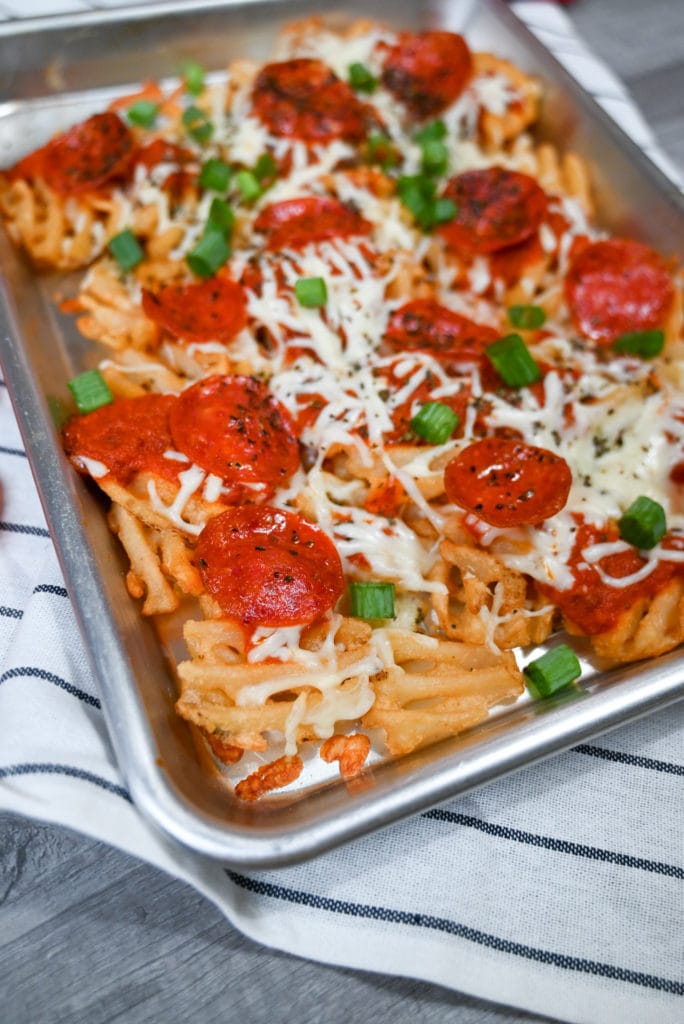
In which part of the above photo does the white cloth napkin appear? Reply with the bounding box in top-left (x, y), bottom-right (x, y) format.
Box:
top-left (1, 4), bottom-right (682, 1023)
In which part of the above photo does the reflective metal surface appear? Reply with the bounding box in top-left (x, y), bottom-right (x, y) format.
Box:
top-left (1, 0), bottom-right (682, 866)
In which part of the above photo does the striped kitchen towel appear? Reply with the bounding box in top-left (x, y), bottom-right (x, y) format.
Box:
top-left (0, 4), bottom-right (682, 1024)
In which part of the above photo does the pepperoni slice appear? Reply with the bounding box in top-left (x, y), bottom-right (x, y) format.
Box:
top-left (195, 506), bottom-right (344, 628)
top-left (444, 437), bottom-right (572, 527)
top-left (14, 112), bottom-right (136, 195)
top-left (251, 59), bottom-right (371, 142)
top-left (168, 375), bottom-right (300, 502)
top-left (384, 299), bottom-right (500, 369)
top-left (439, 167), bottom-right (548, 254)
top-left (380, 31), bottom-right (472, 119)
top-left (141, 276), bottom-right (247, 344)
top-left (62, 393), bottom-right (180, 486)
top-left (564, 238), bottom-right (674, 344)
top-left (254, 197), bottom-right (372, 251)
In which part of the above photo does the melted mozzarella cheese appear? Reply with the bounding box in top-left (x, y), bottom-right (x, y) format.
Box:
top-left (332, 505), bottom-right (446, 595)
top-left (471, 73), bottom-right (520, 117)
top-left (147, 464), bottom-right (206, 535)
top-left (73, 455), bottom-right (109, 478)
top-left (247, 615), bottom-right (341, 667)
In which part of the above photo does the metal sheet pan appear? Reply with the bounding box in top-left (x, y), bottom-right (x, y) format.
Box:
top-left (1, 0), bottom-right (683, 867)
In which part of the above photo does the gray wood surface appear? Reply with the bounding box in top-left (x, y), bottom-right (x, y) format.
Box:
top-left (2, 1), bottom-right (682, 1022)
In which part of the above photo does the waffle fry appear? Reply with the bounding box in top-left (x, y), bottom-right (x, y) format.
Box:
top-left (362, 629), bottom-right (522, 755)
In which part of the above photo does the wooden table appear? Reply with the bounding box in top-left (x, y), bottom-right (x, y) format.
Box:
top-left (2, 1), bottom-right (682, 1021)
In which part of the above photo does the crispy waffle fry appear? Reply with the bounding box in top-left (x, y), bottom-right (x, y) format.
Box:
top-left (362, 629), bottom-right (523, 755)
top-left (0, 177), bottom-right (121, 269)
top-left (431, 541), bottom-right (555, 650)
top-left (582, 578), bottom-right (684, 666)
top-left (472, 52), bottom-right (541, 150)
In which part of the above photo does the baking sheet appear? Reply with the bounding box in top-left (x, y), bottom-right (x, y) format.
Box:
top-left (1, 0), bottom-right (683, 867)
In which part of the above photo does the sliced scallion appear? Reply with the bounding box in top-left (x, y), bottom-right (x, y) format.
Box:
top-left (182, 104), bottom-right (213, 143)
top-left (523, 644), bottom-right (582, 699)
top-left (349, 581), bottom-right (395, 620)
top-left (126, 100), bottom-right (159, 128)
top-left (182, 60), bottom-right (205, 96)
top-left (294, 277), bottom-right (327, 308)
top-left (67, 368), bottom-right (113, 414)
top-left (108, 229), bottom-right (144, 272)
top-left (236, 169), bottom-right (261, 202)
top-left (186, 226), bottom-right (230, 278)
top-left (432, 197), bottom-right (457, 225)
top-left (421, 138), bottom-right (449, 177)
top-left (199, 158), bottom-right (233, 192)
top-left (207, 197), bottom-right (235, 234)
top-left (348, 62), bottom-right (377, 93)
top-left (410, 402), bottom-right (459, 444)
top-left (366, 133), bottom-right (399, 170)
top-left (254, 153), bottom-right (277, 183)
top-left (613, 329), bottom-right (665, 359)
top-left (486, 333), bottom-right (541, 388)
top-left (618, 496), bottom-right (667, 550)
top-left (508, 304), bottom-right (547, 330)
top-left (397, 175), bottom-right (456, 229)
top-left (397, 174), bottom-right (437, 229)
top-left (414, 120), bottom-right (447, 144)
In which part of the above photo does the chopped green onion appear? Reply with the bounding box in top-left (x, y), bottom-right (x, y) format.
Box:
top-left (254, 153), bottom-right (277, 183)
top-left (186, 226), bottom-right (230, 278)
top-left (182, 60), bottom-right (205, 96)
top-left (523, 644), bottom-right (582, 699)
top-left (182, 104), bottom-right (213, 143)
top-left (366, 133), bottom-right (400, 170)
top-left (398, 174), bottom-right (437, 229)
top-left (207, 197), bottom-right (235, 234)
top-left (508, 304), bottom-right (547, 330)
top-left (420, 139), bottom-right (449, 177)
top-left (432, 197), bottom-right (457, 225)
top-left (349, 581), bottom-right (395, 619)
top-left (348, 62), bottom-right (377, 93)
top-left (199, 158), bottom-right (233, 192)
top-left (613, 329), bottom-right (665, 359)
top-left (126, 100), bottom-right (159, 128)
top-left (67, 369), bottom-right (113, 414)
top-left (486, 333), bottom-right (541, 388)
top-left (414, 120), bottom-right (447, 144)
top-left (108, 229), bottom-right (144, 272)
top-left (618, 496), bottom-right (667, 550)
top-left (410, 402), bottom-right (459, 444)
top-left (294, 276), bottom-right (327, 308)
top-left (397, 175), bottom-right (456, 230)
top-left (235, 169), bottom-right (261, 202)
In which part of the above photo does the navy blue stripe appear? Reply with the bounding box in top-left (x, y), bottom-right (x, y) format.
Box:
top-left (0, 666), bottom-right (100, 709)
top-left (0, 520), bottom-right (50, 538)
top-left (574, 744), bottom-right (684, 776)
top-left (0, 762), bottom-right (130, 802)
top-left (0, 605), bottom-right (23, 620)
top-left (33, 584), bottom-right (69, 598)
top-left (0, 444), bottom-right (26, 457)
top-left (423, 810), bottom-right (683, 879)
top-left (226, 872), bottom-right (683, 994)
